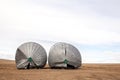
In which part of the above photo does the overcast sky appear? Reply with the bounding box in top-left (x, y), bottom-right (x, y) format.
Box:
top-left (0, 0), bottom-right (120, 63)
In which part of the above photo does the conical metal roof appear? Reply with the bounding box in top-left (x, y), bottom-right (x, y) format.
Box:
top-left (15, 42), bottom-right (47, 69)
top-left (48, 42), bottom-right (82, 69)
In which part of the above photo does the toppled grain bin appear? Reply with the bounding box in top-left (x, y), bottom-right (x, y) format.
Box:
top-left (15, 42), bottom-right (47, 69)
top-left (48, 42), bottom-right (82, 69)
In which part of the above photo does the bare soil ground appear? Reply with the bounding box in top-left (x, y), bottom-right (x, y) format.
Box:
top-left (0, 59), bottom-right (120, 80)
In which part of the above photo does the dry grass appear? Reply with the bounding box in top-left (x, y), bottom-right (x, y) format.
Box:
top-left (0, 59), bottom-right (120, 80)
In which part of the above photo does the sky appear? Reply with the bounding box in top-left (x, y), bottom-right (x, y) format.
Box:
top-left (0, 0), bottom-right (120, 63)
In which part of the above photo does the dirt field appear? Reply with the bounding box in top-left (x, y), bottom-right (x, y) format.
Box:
top-left (0, 59), bottom-right (120, 80)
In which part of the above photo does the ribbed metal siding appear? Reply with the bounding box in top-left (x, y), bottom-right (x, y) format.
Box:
top-left (15, 42), bottom-right (47, 69)
top-left (48, 42), bottom-right (81, 68)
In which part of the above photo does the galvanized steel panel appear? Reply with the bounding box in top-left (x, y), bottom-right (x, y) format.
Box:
top-left (15, 42), bottom-right (47, 69)
top-left (48, 42), bottom-right (82, 68)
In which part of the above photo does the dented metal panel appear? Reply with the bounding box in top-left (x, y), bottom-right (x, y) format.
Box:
top-left (15, 42), bottom-right (47, 69)
top-left (48, 42), bottom-right (82, 69)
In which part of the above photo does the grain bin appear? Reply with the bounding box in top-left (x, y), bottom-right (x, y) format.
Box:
top-left (48, 42), bottom-right (81, 69)
top-left (15, 42), bottom-right (47, 69)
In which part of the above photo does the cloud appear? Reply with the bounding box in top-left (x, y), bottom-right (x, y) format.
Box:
top-left (81, 50), bottom-right (120, 63)
top-left (0, 0), bottom-right (120, 45)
